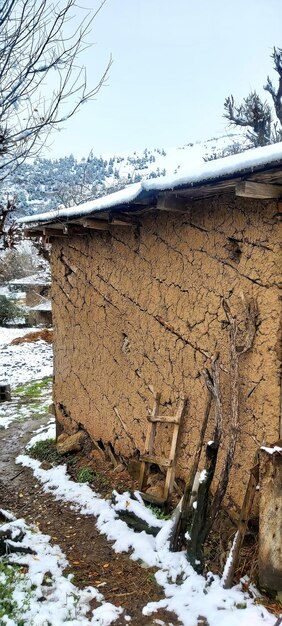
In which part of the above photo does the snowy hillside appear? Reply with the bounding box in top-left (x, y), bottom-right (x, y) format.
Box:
top-left (2, 133), bottom-right (247, 220)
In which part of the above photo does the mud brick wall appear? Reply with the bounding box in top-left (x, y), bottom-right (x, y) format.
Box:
top-left (51, 194), bottom-right (281, 512)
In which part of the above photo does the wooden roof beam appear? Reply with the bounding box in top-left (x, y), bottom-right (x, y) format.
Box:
top-left (157, 195), bottom-right (188, 213)
top-left (236, 181), bottom-right (282, 199)
top-left (24, 227), bottom-right (65, 237)
top-left (82, 217), bottom-right (136, 229)
top-left (81, 219), bottom-right (111, 230)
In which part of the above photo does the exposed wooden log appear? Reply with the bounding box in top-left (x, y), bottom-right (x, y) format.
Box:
top-left (24, 228), bottom-right (52, 237)
top-left (111, 494), bottom-right (161, 536)
top-left (82, 217), bottom-right (135, 229)
top-left (116, 509), bottom-right (161, 536)
top-left (110, 218), bottom-right (135, 226)
top-left (236, 180), bottom-right (282, 199)
top-left (82, 219), bottom-right (111, 230)
top-left (0, 526), bottom-right (35, 556)
top-left (108, 212), bottom-right (138, 226)
top-left (157, 195), bottom-right (188, 212)
top-left (42, 226), bottom-right (67, 236)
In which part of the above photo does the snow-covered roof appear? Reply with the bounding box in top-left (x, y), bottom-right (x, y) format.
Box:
top-left (20, 142), bottom-right (282, 226)
top-left (9, 271), bottom-right (51, 286)
top-left (29, 300), bottom-right (52, 312)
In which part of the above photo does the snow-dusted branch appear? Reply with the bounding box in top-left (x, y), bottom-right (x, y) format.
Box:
top-left (264, 47), bottom-right (282, 127)
top-left (224, 92), bottom-right (273, 147)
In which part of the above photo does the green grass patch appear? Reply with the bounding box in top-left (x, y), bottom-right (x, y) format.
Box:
top-left (76, 466), bottom-right (96, 483)
top-left (0, 561), bottom-right (30, 625)
top-left (28, 438), bottom-right (61, 465)
top-left (147, 504), bottom-right (171, 520)
top-left (75, 466), bottom-right (111, 489)
top-left (15, 377), bottom-right (52, 398)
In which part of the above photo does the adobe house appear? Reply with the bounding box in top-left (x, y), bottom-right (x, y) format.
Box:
top-left (21, 144), bottom-right (281, 521)
top-left (9, 271), bottom-right (51, 307)
top-left (28, 299), bottom-right (52, 327)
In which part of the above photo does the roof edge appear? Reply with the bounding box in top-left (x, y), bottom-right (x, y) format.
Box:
top-left (19, 141), bottom-right (282, 227)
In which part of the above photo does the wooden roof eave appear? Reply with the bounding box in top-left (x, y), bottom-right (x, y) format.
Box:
top-left (23, 164), bottom-right (282, 237)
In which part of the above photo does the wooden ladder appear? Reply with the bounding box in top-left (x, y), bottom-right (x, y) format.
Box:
top-left (139, 394), bottom-right (187, 505)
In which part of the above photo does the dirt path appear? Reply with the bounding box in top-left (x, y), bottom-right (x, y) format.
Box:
top-left (0, 417), bottom-right (179, 626)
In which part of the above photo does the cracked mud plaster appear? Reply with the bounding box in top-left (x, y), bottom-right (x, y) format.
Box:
top-left (51, 194), bottom-right (281, 512)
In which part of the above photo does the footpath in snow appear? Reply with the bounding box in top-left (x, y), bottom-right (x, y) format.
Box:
top-left (15, 421), bottom-right (277, 626)
top-left (0, 326), bottom-right (279, 626)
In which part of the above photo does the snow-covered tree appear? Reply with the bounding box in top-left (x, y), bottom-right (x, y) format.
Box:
top-left (224, 47), bottom-right (282, 147)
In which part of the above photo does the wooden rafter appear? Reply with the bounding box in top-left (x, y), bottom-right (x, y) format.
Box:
top-left (236, 180), bottom-right (282, 199)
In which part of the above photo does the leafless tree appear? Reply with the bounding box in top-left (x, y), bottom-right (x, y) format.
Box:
top-left (0, 0), bottom-right (111, 246)
top-left (0, 0), bottom-right (110, 179)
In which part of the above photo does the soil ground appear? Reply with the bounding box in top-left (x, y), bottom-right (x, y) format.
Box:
top-left (0, 416), bottom-right (178, 626)
top-left (0, 415), bottom-right (280, 624)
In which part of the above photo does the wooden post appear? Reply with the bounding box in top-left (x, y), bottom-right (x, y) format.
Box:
top-left (259, 442), bottom-right (282, 595)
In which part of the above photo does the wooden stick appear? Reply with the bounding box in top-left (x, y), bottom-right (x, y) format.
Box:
top-left (171, 383), bottom-right (212, 551)
top-left (206, 308), bottom-right (239, 533)
top-left (205, 298), bottom-right (256, 537)
top-left (222, 458), bottom-right (259, 588)
top-left (186, 440), bottom-right (219, 573)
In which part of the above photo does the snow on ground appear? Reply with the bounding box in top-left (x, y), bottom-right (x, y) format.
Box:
top-left (17, 452), bottom-right (276, 626)
top-left (0, 326), bottom-right (53, 429)
top-left (0, 327), bottom-right (53, 387)
top-left (0, 379), bottom-right (52, 430)
top-left (0, 327), bottom-right (279, 626)
top-left (25, 419), bottom-right (56, 448)
top-left (0, 510), bottom-right (123, 626)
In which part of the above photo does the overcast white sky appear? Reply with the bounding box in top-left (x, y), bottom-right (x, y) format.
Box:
top-left (45, 0), bottom-right (282, 159)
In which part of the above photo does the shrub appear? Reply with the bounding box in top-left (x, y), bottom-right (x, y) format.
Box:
top-left (0, 295), bottom-right (23, 325)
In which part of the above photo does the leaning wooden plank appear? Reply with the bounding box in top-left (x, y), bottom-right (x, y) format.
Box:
top-left (117, 510), bottom-right (161, 536)
top-left (235, 180), bottom-right (282, 199)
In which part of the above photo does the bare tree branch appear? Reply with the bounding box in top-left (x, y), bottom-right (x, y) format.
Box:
top-left (223, 46), bottom-right (282, 148)
top-left (264, 47), bottom-right (282, 126)
top-left (0, 0), bottom-right (111, 181)
top-left (224, 92), bottom-right (273, 147)
top-left (0, 0), bottom-right (110, 246)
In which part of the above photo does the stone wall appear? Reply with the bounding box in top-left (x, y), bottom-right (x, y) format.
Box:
top-left (51, 194), bottom-right (281, 512)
